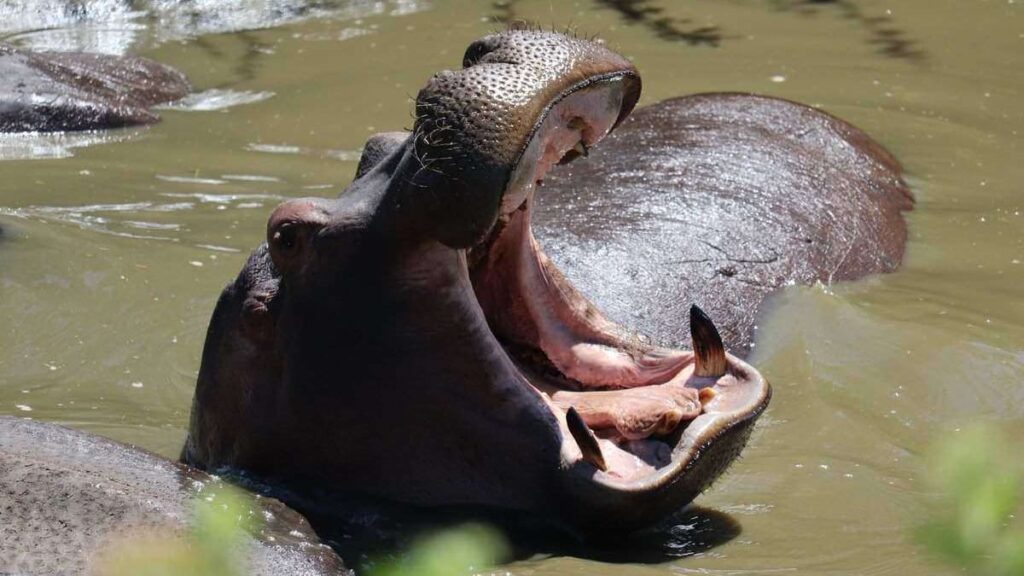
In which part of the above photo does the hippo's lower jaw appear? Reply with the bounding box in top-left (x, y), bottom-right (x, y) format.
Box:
top-left (460, 80), bottom-right (771, 526)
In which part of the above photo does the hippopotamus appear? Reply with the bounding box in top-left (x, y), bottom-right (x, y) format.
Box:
top-left (0, 44), bottom-right (189, 132)
top-left (183, 30), bottom-right (774, 534)
top-left (0, 416), bottom-right (348, 575)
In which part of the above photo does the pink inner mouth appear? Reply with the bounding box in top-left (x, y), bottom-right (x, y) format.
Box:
top-left (465, 80), bottom-right (745, 482)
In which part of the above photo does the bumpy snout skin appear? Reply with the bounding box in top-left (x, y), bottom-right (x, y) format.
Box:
top-left (406, 31), bottom-right (640, 247)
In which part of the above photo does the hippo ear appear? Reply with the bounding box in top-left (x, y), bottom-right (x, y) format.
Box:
top-left (356, 132), bottom-right (409, 180)
top-left (266, 199), bottom-right (329, 277)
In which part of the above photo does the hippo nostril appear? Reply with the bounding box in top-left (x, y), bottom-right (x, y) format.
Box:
top-left (462, 35), bottom-right (503, 68)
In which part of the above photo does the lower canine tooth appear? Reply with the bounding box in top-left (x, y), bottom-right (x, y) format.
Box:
top-left (566, 407), bottom-right (607, 472)
top-left (690, 305), bottom-right (727, 378)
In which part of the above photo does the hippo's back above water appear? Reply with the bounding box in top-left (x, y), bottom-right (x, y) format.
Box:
top-left (0, 417), bottom-right (347, 575)
top-left (0, 44), bottom-right (189, 133)
top-left (535, 93), bottom-right (914, 354)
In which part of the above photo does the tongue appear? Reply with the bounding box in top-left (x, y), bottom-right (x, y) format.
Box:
top-left (552, 382), bottom-right (702, 440)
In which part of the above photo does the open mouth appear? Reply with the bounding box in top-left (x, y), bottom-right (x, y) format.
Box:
top-left (465, 76), bottom-right (771, 492)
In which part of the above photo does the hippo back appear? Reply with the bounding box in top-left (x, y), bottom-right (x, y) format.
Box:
top-left (0, 416), bottom-right (347, 575)
top-left (0, 44), bottom-right (189, 133)
top-left (533, 93), bottom-right (913, 354)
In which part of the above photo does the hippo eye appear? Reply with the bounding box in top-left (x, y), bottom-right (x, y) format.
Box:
top-left (272, 223), bottom-right (300, 253)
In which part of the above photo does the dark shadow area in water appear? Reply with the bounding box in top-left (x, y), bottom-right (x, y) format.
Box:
top-left (492, 0), bottom-right (922, 60)
top-left (593, 0), bottom-right (723, 46)
top-left (190, 30), bottom-right (275, 88)
top-left (770, 0), bottom-right (926, 61)
top-left (490, 0), bottom-right (723, 47)
top-left (245, 482), bottom-right (740, 573)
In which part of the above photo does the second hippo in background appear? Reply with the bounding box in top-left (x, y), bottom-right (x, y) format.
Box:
top-left (0, 44), bottom-right (189, 133)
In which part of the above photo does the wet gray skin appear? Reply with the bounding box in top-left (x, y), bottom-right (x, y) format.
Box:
top-left (184, 30), bottom-right (771, 533)
top-left (0, 416), bottom-right (348, 575)
top-left (534, 93), bottom-right (914, 355)
top-left (0, 44), bottom-right (189, 132)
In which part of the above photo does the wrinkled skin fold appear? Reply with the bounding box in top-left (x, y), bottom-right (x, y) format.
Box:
top-left (183, 30), bottom-right (771, 532)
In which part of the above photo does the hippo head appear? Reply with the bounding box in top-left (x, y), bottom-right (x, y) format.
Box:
top-left (184, 30), bottom-right (770, 532)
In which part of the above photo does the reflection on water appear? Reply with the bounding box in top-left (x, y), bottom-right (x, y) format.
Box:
top-left (159, 88), bottom-right (276, 111)
top-left (492, 0), bottom-right (723, 46)
top-left (0, 0), bottom-right (431, 54)
top-left (0, 129), bottom-right (142, 160)
top-left (765, 0), bottom-right (926, 61)
top-left (0, 192), bottom-right (285, 241)
top-left (0, 1), bottom-right (1021, 575)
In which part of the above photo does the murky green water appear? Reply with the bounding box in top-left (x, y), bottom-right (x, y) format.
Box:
top-left (1, 1), bottom-right (1022, 574)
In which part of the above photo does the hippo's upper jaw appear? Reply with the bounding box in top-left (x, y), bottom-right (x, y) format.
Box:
top-left (185, 30), bottom-right (770, 532)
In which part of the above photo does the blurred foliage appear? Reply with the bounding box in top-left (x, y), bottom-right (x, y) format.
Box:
top-left (366, 523), bottom-right (509, 576)
top-left (93, 484), bottom-right (257, 576)
top-left (915, 425), bottom-right (1024, 576)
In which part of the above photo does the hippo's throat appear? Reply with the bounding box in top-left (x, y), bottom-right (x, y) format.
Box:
top-left (463, 84), bottom-right (768, 486)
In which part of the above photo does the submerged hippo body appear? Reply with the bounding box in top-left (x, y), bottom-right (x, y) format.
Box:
top-left (0, 417), bottom-right (347, 575)
top-left (535, 93), bottom-right (914, 354)
top-left (184, 30), bottom-right (772, 534)
top-left (0, 44), bottom-right (189, 133)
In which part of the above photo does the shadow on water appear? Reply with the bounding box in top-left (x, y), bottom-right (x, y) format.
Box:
top-left (490, 0), bottom-right (723, 47)
top-left (189, 30), bottom-right (276, 88)
top-left (769, 0), bottom-right (926, 61)
top-left (268, 488), bottom-right (740, 572)
top-left (493, 0), bottom-right (922, 60)
top-left (592, 0), bottom-right (723, 46)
